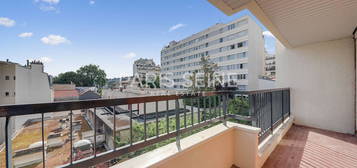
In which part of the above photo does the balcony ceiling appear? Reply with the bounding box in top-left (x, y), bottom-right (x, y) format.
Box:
top-left (208, 0), bottom-right (357, 47)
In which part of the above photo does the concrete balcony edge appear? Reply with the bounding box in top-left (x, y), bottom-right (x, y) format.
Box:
top-left (257, 116), bottom-right (294, 167)
top-left (113, 121), bottom-right (261, 168)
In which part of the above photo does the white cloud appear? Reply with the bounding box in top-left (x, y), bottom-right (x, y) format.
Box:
top-left (0, 17), bottom-right (15, 27)
top-left (18, 32), bottom-right (33, 38)
top-left (35, 0), bottom-right (60, 12)
top-left (41, 34), bottom-right (70, 45)
top-left (263, 31), bottom-right (274, 37)
top-left (169, 23), bottom-right (186, 32)
top-left (122, 52), bottom-right (137, 59)
top-left (37, 0), bottom-right (60, 4)
top-left (89, 0), bottom-right (95, 5)
top-left (39, 6), bottom-right (57, 11)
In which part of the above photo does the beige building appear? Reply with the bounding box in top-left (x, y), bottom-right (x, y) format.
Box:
top-left (0, 60), bottom-right (52, 144)
top-left (160, 15), bottom-right (265, 90)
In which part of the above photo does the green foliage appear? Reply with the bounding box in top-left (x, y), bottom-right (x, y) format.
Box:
top-left (183, 96), bottom-right (220, 109)
top-left (109, 98), bottom-right (251, 166)
top-left (77, 64), bottom-right (107, 88)
top-left (228, 97), bottom-right (249, 116)
top-left (189, 56), bottom-right (218, 91)
top-left (53, 64), bottom-right (107, 88)
top-left (53, 71), bottom-right (79, 84)
top-left (112, 115), bottom-right (221, 165)
top-left (200, 56), bottom-right (218, 90)
top-left (140, 76), bottom-right (160, 88)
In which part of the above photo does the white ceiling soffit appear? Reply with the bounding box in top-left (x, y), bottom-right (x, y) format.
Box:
top-left (208, 0), bottom-right (357, 47)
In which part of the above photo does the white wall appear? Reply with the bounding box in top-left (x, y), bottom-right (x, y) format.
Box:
top-left (258, 78), bottom-right (275, 89)
top-left (247, 17), bottom-right (265, 90)
top-left (355, 33), bottom-right (357, 133)
top-left (13, 64), bottom-right (52, 132)
top-left (0, 63), bottom-right (16, 105)
top-left (15, 64), bottom-right (52, 104)
top-left (0, 63), bottom-right (16, 144)
top-left (276, 37), bottom-right (355, 134)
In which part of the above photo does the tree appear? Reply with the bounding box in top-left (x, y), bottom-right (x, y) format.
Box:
top-left (140, 76), bottom-right (160, 88)
top-left (53, 64), bottom-right (107, 88)
top-left (189, 70), bottom-right (198, 90)
top-left (154, 76), bottom-right (160, 88)
top-left (189, 56), bottom-right (218, 91)
top-left (76, 64), bottom-right (107, 88)
top-left (53, 71), bottom-right (79, 84)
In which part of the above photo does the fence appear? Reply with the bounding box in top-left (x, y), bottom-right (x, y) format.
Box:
top-left (0, 88), bottom-right (289, 168)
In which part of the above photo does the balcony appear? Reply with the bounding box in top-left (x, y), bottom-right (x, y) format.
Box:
top-left (263, 125), bottom-right (357, 168)
top-left (1, 88), bottom-right (292, 168)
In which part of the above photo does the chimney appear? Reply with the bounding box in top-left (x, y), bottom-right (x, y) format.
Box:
top-left (27, 60), bottom-right (30, 67)
top-left (6, 59), bottom-right (9, 62)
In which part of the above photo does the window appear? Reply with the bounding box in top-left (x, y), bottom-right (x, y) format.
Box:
top-left (230, 44), bottom-right (235, 50)
top-left (13, 76), bottom-right (16, 80)
top-left (5, 92), bottom-right (9, 96)
top-left (5, 76), bottom-right (9, 80)
top-left (205, 43), bottom-right (208, 47)
top-left (237, 42), bottom-right (243, 48)
top-left (228, 24), bottom-right (235, 30)
top-left (240, 64), bottom-right (243, 69)
top-left (219, 38), bottom-right (223, 43)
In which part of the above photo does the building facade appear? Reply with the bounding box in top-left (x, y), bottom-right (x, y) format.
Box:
top-left (53, 84), bottom-right (79, 101)
top-left (160, 15), bottom-right (265, 90)
top-left (0, 60), bottom-right (52, 143)
top-left (133, 58), bottom-right (161, 81)
top-left (264, 53), bottom-right (276, 78)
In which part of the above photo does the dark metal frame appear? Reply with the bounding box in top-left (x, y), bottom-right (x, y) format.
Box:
top-left (0, 88), bottom-right (290, 168)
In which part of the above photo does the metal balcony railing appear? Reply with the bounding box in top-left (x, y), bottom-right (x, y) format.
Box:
top-left (0, 88), bottom-right (289, 168)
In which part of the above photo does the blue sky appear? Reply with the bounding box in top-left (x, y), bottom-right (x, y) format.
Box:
top-left (0, 0), bottom-right (275, 78)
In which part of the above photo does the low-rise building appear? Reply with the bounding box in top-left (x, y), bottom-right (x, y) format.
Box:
top-left (0, 59), bottom-right (52, 144)
top-left (53, 84), bottom-right (79, 101)
top-left (79, 90), bottom-right (101, 100)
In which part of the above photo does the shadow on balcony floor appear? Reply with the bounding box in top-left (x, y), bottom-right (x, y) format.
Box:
top-left (263, 125), bottom-right (357, 168)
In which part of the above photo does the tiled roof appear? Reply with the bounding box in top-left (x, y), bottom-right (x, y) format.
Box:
top-left (54, 90), bottom-right (79, 99)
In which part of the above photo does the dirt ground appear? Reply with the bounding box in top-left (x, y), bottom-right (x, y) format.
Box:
top-left (0, 113), bottom-right (95, 168)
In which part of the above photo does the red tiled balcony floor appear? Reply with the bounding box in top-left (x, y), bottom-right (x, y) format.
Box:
top-left (263, 125), bottom-right (357, 168)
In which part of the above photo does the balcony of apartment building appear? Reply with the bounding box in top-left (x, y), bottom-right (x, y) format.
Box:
top-left (0, 88), bottom-right (292, 168)
top-left (1, 1), bottom-right (357, 168)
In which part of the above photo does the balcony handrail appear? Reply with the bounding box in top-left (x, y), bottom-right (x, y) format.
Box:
top-left (0, 91), bottom-right (231, 117)
top-left (1, 88), bottom-right (290, 168)
top-left (0, 88), bottom-right (289, 117)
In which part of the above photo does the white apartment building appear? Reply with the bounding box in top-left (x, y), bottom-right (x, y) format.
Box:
top-left (0, 60), bottom-right (52, 144)
top-left (264, 53), bottom-right (275, 78)
top-left (160, 15), bottom-right (265, 90)
top-left (133, 58), bottom-right (161, 80)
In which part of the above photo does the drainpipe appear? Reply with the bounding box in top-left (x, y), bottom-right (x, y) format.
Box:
top-left (353, 27), bottom-right (357, 135)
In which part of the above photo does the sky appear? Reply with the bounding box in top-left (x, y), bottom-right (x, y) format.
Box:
top-left (0, 0), bottom-right (276, 78)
